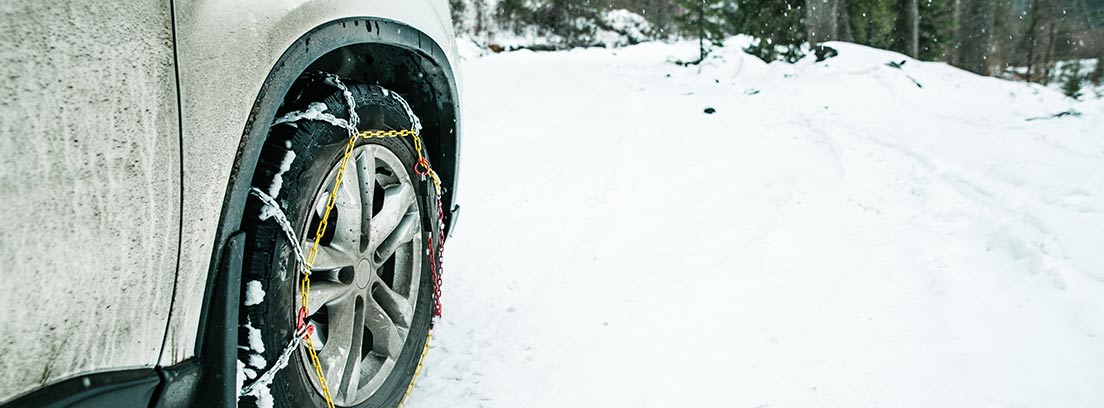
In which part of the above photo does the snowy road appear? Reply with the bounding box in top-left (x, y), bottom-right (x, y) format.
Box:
top-left (407, 40), bottom-right (1104, 407)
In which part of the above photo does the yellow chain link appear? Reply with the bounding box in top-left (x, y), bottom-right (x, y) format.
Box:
top-left (300, 134), bottom-right (357, 408)
top-left (399, 331), bottom-right (433, 407)
top-left (359, 129), bottom-right (442, 195)
top-left (300, 128), bottom-right (440, 408)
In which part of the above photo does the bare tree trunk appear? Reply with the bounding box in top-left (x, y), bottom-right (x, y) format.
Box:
top-left (474, 0), bottom-right (485, 36)
top-left (1092, 54), bottom-right (1104, 86)
top-left (899, 0), bottom-right (919, 57)
top-left (945, 0), bottom-right (962, 64)
top-left (697, 3), bottom-right (705, 62)
top-left (650, 0), bottom-right (671, 37)
top-left (806, 0), bottom-right (841, 44)
top-left (837, 0), bottom-right (853, 42)
top-left (1022, 0), bottom-right (1039, 82)
top-left (1042, 22), bottom-right (1058, 85)
top-left (955, 0), bottom-right (996, 75)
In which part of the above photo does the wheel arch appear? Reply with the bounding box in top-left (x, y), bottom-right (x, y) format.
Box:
top-left (190, 17), bottom-right (459, 407)
top-left (231, 18), bottom-right (461, 228)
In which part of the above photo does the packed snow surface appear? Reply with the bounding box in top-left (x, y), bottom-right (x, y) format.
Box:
top-left (408, 39), bottom-right (1104, 407)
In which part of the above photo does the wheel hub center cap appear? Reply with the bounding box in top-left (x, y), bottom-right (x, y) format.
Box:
top-left (355, 258), bottom-right (372, 289)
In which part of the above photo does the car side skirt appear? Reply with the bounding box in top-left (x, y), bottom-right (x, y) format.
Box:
top-left (0, 368), bottom-right (160, 408)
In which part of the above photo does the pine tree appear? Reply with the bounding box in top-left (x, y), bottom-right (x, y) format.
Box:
top-left (450, 0), bottom-right (466, 28)
top-left (896, 0), bottom-right (920, 57)
top-left (735, 0), bottom-right (806, 63)
top-left (954, 0), bottom-right (997, 75)
top-left (805, 0), bottom-right (850, 43)
top-left (918, 0), bottom-right (954, 60)
top-left (1017, 0), bottom-right (1067, 83)
top-left (495, 0), bottom-right (531, 34)
top-left (494, 0), bottom-right (602, 47)
top-left (532, 0), bottom-right (602, 46)
top-left (848, 0), bottom-right (897, 50)
top-left (672, 0), bottom-right (732, 63)
top-left (1062, 62), bottom-right (1084, 100)
top-left (987, 0), bottom-right (1017, 75)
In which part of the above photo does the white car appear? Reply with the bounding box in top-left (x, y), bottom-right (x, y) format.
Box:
top-left (0, 1), bottom-right (462, 407)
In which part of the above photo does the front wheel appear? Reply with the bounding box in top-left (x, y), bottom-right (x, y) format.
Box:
top-left (239, 84), bottom-right (436, 408)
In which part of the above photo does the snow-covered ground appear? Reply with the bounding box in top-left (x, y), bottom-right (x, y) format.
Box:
top-left (407, 39), bottom-right (1104, 407)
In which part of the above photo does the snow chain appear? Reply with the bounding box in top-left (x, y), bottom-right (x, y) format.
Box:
top-left (242, 75), bottom-right (446, 408)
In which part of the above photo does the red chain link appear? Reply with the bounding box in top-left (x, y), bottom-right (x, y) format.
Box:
top-left (414, 157), bottom-right (431, 177)
top-left (427, 190), bottom-right (446, 318)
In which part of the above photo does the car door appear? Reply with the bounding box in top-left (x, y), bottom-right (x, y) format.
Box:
top-left (0, 0), bottom-right (181, 403)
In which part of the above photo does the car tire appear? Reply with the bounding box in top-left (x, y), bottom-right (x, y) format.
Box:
top-left (238, 83), bottom-right (436, 408)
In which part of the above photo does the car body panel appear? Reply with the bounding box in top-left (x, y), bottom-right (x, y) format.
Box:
top-left (0, 1), bottom-right (181, 403)
top-left (163, 0), bottom-right (460, 365)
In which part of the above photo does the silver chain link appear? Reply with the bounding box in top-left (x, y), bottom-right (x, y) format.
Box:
top-left (250, 188), bottom-right (309, 272)
top-left (238, 75), bottom-right (363, 399)
top-left (240, 189), bottom-right (312, 397)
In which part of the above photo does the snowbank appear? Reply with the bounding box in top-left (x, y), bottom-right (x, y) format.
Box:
top-left (457, 9), bottom-right (656, 54)
top-left (409, 39), bottom-right (1104, 407)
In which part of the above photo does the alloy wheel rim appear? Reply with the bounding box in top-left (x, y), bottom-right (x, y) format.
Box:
top-left (296, 143), bottom-right (422, 406)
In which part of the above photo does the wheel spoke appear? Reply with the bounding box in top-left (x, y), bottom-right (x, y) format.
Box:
top-left (332, 163), bottom-right (363, 248)
top-left (357, 357), bottom-right (395, 399)
top-left (373, 282), bottom-right (413, 328)
top-left (339, 152), bottom-right (363, 210)
top-left (319, 300), bottom-right (357, 363)
top-left (339, 328), bottom-right (365, 402)
top-left (369, 184), bottom-right (414, 253)
top-left (402, 238), bottom-right (422, 299)
top-left (304, 241), bottom-right (353, 272)
top-left (313, 191), bottom-right (330, 218)
top-left (373, 213), bottom-right (419, 265)
top-left (319, 297), bottom-right (362, 402)
top-left (364, 295), bottom-right (404, 358)
top-left (320, 355), bottom-right (344, 403)
top-left (355, 150), bottom-right (376, 249)
top-left (305, 281), bottom-right (348, 316)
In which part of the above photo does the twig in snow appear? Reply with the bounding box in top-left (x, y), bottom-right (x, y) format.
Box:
top-left (885, 60), bottom-right (924, 88)
top-left (1025, 110), bottom-right (1083, 121)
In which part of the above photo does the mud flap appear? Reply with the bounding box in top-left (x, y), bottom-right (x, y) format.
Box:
top-left (195, 231), bottom-right (246, 407)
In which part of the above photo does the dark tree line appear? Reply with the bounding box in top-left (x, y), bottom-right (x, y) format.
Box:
top-left (786, 0), bottom-right (1103, 79)
top-left (451, 0), bottom-right (1104, 84)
